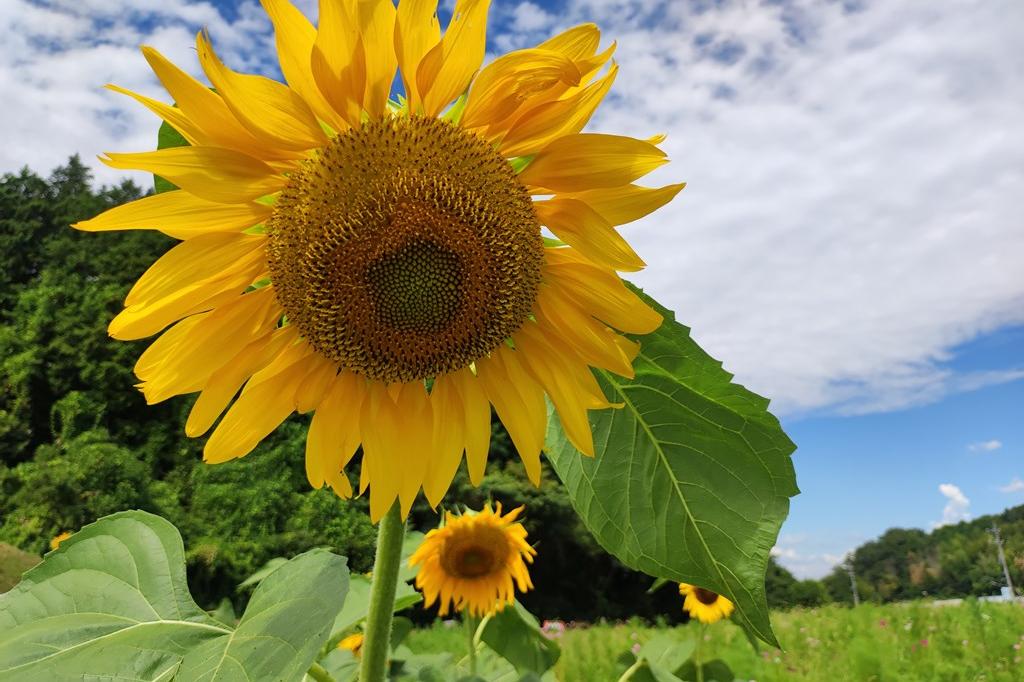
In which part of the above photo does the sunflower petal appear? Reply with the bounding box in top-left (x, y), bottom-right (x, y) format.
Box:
top-left (358, 0), bottom-right (398, 118)
top-left (312, 0), bottom-right (366, 127)
top-left (395, 0), bottom-right (441, 110)
top-left (73, 191), bottom-right (272, 240)
top-left (544, 248), bottom-right (663, 334)
top-left (461, 48), bottom-right (580, 131)
top-left (360, 382), bottom-right (404, 521)
top-left (424, 372), bottom-right (465, 507)
top-left (499, 63), bottom-right (617, 157)
top-left (105, 85), bottom-right (207, 147)
top-left (306, 371), bottom-right (365, 491)
top-left (294, 353), bottom-right (338, 413)
top-left (536, 23), bottom-right (600, 60)
top-left (196, 30), bottom-right (326, 151)
top-left (395, 382), bottom-right (433, 517)
top-left (140, 46), bottom-right (265, 155)
top-left (186, 327), bottom-right (294, 436)
top-left (534, 286), bottom-right (638, 378)
top-left (100, 147), bottom-right (284, 204)
top-left (477, 347), bottom-right (545, 485)
top-left (417, 0), bottom-right (491, 117)
top-left (561, 182), bottom-right (686, 226)
top-left (519, 133), bottom-right (667, 192)
top-left (261, 0), bottom-right (347, 131)
top-left (534, 197), bottom-right (645, 272)
top-left (204, 341), bottom-right (317, 463)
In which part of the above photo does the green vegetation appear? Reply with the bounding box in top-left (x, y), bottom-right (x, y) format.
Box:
top-left (1, 158), bottom-right (1022, 622)
top-left (408, 601), bottom-right (1024, 681)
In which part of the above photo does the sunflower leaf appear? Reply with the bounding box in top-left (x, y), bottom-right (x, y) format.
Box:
top-left (544, 286), bottom-right (798, 646)
top-left (479, 600), bottom-right (560, 675)
top-left (0, 510), bottom-right (349, 681)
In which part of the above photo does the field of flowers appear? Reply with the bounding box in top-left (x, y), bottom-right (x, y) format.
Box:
top-left (406, 600), bottom-right (1024, 681)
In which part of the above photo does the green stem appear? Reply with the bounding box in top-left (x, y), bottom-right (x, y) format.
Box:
top-left (306, 662), bottom-right (336, 682)
top-left (358, 502), bottom-right (406, 682)
top-left (695, 623), bottom-right (707, 682)
top-left (616, 658), bottom-right (643, 682)
top-left (465, 613), bottom-right (478, 676)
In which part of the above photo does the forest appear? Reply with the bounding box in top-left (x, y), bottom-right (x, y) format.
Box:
top-left (1, 157), bottom-right (1021, 619)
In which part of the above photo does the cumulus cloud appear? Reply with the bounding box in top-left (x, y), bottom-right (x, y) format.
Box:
top-left (999, 478), bottom-right (1024, 494)
top-left (771, 533), bottom-right (859, 579)
top-left (968, 439), bottom-right (1003, 452)
top-left (934, 483), bottom-right (970, 527)
top-left (2, 0), bottom-right (1023, 417)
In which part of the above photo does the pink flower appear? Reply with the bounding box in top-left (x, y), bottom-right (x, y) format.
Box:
top-left (878, 619), bottom-right (888, 628)
top-left (631, 643), bottom-right (642, 655)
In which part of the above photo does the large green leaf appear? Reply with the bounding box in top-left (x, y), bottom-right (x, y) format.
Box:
top-left (545, 288), bottom-right (798, 646)
top-left (0, 511), bottom-right (349, 681)
top-left (479, 601), bottom-right (560, 675)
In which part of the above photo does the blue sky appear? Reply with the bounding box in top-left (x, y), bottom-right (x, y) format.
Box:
top-left (1, 0), bottom-right (1022, 578)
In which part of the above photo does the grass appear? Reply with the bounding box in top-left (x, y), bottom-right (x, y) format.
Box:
top-left (406, 600), bottom-right (1024, 681)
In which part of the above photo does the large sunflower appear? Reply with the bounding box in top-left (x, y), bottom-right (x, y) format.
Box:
top-left (409, 503), bottom-right (534, 617)
top-left (74, 0), bottom-right (682, 521)
top-left (678, 583), bottom-right (734, 624)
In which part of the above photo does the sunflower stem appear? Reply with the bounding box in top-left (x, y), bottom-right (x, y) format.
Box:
top-left (465, 613), bottom-right (479, 675)
top-left (359, 502), bottom-right (406, 682)
top-left (306, 662), bottom-right (336, 682)
top-left (695, 623), bottom-right (707, 682)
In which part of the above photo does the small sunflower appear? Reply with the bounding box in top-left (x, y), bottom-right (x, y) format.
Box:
top-left (49, 531), bottom-right (72, 551)
top-left (678, 583), bottom-right (734, 624)
top-left (337, 633), bottom-right (364, 656)
top-left (409, 503), bottom-right (534, 617)
top-left (74, 0), bottom-right (682, 520)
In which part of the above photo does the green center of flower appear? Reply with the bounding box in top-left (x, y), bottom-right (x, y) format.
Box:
top-left (266, 116), bottom-right (543, 383)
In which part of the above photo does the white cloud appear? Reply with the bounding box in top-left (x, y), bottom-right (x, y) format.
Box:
top-left (2, 0), bottom-right (1023, 417)
top-left (934, 483), bottom-right (971, 527)
top-left (968, 439), bottom-right (1003, 452)
top-left (771, 533), bottom-right (858, 579)
top-left (999, 477), bottom-right (1024, 494)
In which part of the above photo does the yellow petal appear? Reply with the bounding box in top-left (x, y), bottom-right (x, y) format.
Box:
top-left (186, 327), bottom-right (294, 436)
top-left (499, 63), bottom-right (617, 157)
top-left (461, 48), bottom-right (580, 131)
top-left (477, 347), bottom-right (545, 485)
top-left (395, 0), bottom-right (441, 110)
top-left (534, 197), bottom-right (645, 272)
top-left (424, 372), bottom-right (465, 507)
top-left (105, 84), bottom-right (208, 147)
top-left (204, 341), bottom-right (317, 463)
top-left (136, 286), bottom-right (282, 402)
top-left (110, 249), bottom-right (266, 341)
top-left (455, 366), bottom-right (491, 484)
top-left (100, 147), bottom-right (284, 204)
top-left (519, 133), bottom-right (667, 193)
top-left (534, 285), bottom-right (638, 378)
top-left (514, 323), bottom-right (614, 457)
top-left (358, 0), bottom-right (398, 118)
top-left (544, 248), bottom-right (663, 334)
top-left (125, 233), bottom-right (265, 306)
top-left (312, 0), bottom-right (366, 127)
top-left (261, 0), bottom-right (347, 132)
top-left (536, 23), bottom-right (600, 60)
top-left (306, 371), bottom-right (365, 490)
top-left (294, 354), bottom-right (338, 413)
top-left (72, 190), bottom-right (272, 240)
top-left (196, 30), bottom-right (326, 151)
top-left (360, 382), bottom-right (404, 521)
top-left (395, 382), bottom-right (432, 517)
top-left (141, 46), bottom-right (266, 156)
top-left (562, 182), bottom-right (685, 227)
top-left (417, 0), bottom-right (491, 117)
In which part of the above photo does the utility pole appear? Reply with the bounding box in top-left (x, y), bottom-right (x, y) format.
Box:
top-left (844, 554), bottom-right (861, 607)
top-left (990, 523), bottom-right (1016, 599)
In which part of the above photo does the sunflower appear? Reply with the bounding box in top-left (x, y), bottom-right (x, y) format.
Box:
top-left (409, 503), bottom-right (534, 617)
top-left (678, 583), bottom-right (734, 624)
top-left (337, 633), bottom-right (364, 656)
top-left (74, 0), bottom-right (682, 521)
top-left (49, 531), bottom-right (72, 551)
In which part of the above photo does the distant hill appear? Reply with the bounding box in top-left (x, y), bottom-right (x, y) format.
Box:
top-left (816, 505), bottom-right (1024, 604)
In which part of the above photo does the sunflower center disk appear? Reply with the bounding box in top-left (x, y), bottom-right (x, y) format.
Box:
top-left (694, 587), bottom-right (720, 605)
top-left (267, 116), bottom-right (543, 383)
